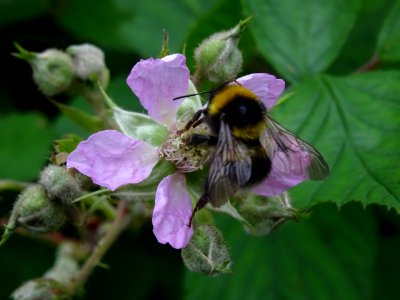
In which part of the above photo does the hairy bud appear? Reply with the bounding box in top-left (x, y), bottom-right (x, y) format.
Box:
top-left (67, 43), bottom-right (109, 86)
top-left (39, 165), bottom-right (82, 204)
top-left (194, 17), bottom-right (251, 84)
top-left (14, 185), bottom-right (66, 232)
top-left (14, 44), bottom-right (74, 96)
top-left (239, 192), bottom-right (296, 236)
top-left (181, 224), bottom-right (231, 275)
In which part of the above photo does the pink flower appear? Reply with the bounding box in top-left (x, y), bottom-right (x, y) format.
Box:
top-left (68, 54), bottom-right (194, 249)
top-left (67, 53), bottom-right (306, 249)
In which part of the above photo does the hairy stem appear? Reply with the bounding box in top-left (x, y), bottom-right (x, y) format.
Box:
top-left (0, 180), bottom-right (31, 192)
top-left (191, 69), bottom-right (205, 89)
top-left (355, 54), bottom-right (380, 73)
top-left (82, 87), bottom-right (117, 130)
top-left (67, 200), bottom-right (130, 298)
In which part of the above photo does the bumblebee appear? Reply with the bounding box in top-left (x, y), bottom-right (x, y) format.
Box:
top-left (178, 83), bottom-right (329, 225)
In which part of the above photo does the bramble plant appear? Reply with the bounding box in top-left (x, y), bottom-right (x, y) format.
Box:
top-left (1, 1), bottom-right (400, 299)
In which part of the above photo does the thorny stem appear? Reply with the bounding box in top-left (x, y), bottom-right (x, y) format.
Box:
top-left (355, 54), bottom-right (380, 73)
top-left (67, 200), bottom-right (130, 298)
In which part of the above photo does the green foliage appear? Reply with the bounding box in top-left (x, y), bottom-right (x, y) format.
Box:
top-left (185, 203), bottom-right (377, 300)
top-left (54, 135), bottom-right (82, 154)
top-left (243, 0), bottom-right (360, 82)
top-left (0, 0), bottom-right (50, 27)
top-left (376, 0), bottom-right (400, 61)
top-left (50, 99), bottom-right (103, 133)
top-left (272, 72), bottom-right (400, 210)
top-left (55, 0), bottom-right (219, 56)
top-left (0, 114), bottom-right (52, 180)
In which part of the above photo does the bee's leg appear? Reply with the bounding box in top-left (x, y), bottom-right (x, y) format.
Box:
top-left (178, 109), bottom-right (206, 135)
top-left (188, 193), bottom-right (209, 227)
top-left (188, 134), bottom-right (217, 146)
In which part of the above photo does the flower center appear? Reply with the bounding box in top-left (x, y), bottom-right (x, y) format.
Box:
top-left (160, 123), bottom-right (211, 173)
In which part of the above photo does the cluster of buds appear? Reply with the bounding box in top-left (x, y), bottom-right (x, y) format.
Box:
top-left (1, 165), bottom-right (83, 245)
top-left (14, 43), bottom-right (109, 97)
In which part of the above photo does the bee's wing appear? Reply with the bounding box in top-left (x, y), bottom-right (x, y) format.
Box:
top-left (207, 120), bottom-right (252, 207)
top-left (256, 116), bottom-right (329, 195)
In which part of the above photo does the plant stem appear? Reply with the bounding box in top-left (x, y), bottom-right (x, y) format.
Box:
top-left (72, 189), bottom-right (110, 203)
top-left (0, 180), bottom-right (31, 192)
top-left (191, 69), bottom-right (205, 89)
top-left (67, 200), bottom-right (130, 298)
top-left (82, 88), bottom-right (117, 130)
top-left (355, 54), bottom-right (380, 73)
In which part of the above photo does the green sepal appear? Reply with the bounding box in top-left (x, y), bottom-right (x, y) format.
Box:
top-left (54, 134), bottom-right (82, 154)
top-left (112, 159), bottom-right (175, 201)
top-left (100, 84), bottom-right (168, 146)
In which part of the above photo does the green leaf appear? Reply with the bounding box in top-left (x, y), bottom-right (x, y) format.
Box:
top-left (50, 99), bottom-right (103, 133)
top-left (184, 203), bottom-right (377, 300)
top-left (55, 0), bottom-right (218, 55)
top-left (271, 71), bottom-right (400, 210)
top-left (52, 97), bottom-right (95, 139)
top-left (328, 0), bottom-right (394, 74)
top-left (54, 134), bottom-right (82, 154)
top-left (242, 0), bottom-right (360, 82)
top-left (0, 0), bottom-right (49, 27)
top-left (0, 113), bottom-right (53, 180)
top-left (376, 0), bottom-right (400, 61)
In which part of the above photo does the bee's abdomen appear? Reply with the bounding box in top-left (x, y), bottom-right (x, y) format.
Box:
top-left (243, 143), bottom-right (271, 186)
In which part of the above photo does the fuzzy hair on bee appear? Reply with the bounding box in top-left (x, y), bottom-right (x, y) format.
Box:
top-left (175, 82), bottom-right (329, 226)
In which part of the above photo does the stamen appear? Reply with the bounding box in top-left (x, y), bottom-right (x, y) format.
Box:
top-left (160, 122), bottom-right (211, 173)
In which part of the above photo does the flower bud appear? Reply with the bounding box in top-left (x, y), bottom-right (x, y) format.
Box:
top-left (239, 192), bottom-right (296, 236)
top-left (11, 278), bottom-right (69, 300)
top-left (13, 185), bottom-right (66, 233)
top-left (39, 165), bottom-right (82, 204)
top-left (67, 43), bottom-right (109, 87)
top-left (14, 44), bottom-right (74, 96)
top-left (181, 224), bottom-right (231, 275)
top-left (194, 17), bottom-right (251, 84)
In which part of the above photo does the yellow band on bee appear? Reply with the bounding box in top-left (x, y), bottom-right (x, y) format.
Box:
top-left (232, 121), bottom-right (265, 140)
top-left (208, 85), bottom-right (259, 116)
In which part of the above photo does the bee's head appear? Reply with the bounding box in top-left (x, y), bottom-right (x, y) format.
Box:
top-left (208, 84), bottom-right (266, 127)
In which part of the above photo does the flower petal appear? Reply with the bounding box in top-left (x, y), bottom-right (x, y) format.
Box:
top-left (176, 80), bottom-right (203, 120)
top-left (66, 130), bottom-right (159, 191)
top-left (127, 54), bottom-right (190, 127)
top-left (252, 139), bottom-right (311, 196)
top-left (152, 172), bottom-right (193, 249)
top-left (237, 73), bottom-right (285, 109)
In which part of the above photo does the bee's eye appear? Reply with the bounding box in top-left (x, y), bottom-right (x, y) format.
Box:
top-left (238, 105), bottom-right (247, 116)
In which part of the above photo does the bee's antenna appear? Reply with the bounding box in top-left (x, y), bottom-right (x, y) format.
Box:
top-left (172, 79), bottom-right (240, 101)
top-left (172, 90), bottom-right (213, 101)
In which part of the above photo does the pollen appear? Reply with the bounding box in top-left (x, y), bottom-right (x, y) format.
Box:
top-left (160, 123), bottom-right (211, 173)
